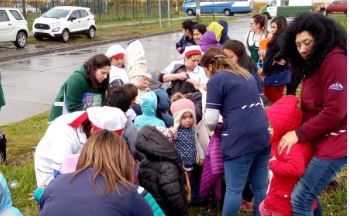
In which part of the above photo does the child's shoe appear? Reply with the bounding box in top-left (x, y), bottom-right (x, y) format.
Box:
top-left (240, 199), bottom-right (253, 212)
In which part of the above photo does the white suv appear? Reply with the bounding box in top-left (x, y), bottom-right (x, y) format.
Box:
top-left (0, 8), bottom-right (28, 48)
top-left (32, 6), bottom-right (96, 42)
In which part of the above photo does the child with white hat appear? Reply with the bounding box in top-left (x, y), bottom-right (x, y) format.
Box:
top-left (105, 44), bottom-right (130, 88)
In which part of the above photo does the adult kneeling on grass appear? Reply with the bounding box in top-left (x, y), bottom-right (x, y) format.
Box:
top-left (34, 106), bottom-right (127, 187)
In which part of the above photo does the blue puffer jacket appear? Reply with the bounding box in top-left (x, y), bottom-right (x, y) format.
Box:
top-left (153, 89), bottom-right (174, 127)
top-left (0, 173), bottom-right (22, 216)
top-left (134, 91), bottom-right (166, 131)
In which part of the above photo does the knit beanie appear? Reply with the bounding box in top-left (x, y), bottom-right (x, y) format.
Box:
top-left (105, 44), bottom-right (125, 60)
top-left (170, 98), bottom-right (196, 129)
top-left (266, 95), bottom-right (302, 142)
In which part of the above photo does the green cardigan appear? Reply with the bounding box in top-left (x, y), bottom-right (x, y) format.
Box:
top-left (49, 66), bottom-right (106, 122)
top-left (0, 73), bottom-right (5, 108)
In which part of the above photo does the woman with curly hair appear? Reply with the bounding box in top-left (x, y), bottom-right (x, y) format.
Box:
top-left (278, 13), bottom-right (347, 216)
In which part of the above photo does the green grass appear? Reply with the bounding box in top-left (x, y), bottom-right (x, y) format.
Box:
top-left (1, 108), bottom-right (346, 215)
top-left (329, 14), bottom-right (347, 28)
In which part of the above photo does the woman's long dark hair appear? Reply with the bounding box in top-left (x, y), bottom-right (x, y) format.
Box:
top-left (268, 16), bottom-right (287, 48)
top-left (223, 40), bottom-right (258, 73)
top-left (83, 54), bottom-right (111, 92)
top-left (284, 12), bottom-right (346, 78)
top-left (192, 24), bottom-right (207, 35)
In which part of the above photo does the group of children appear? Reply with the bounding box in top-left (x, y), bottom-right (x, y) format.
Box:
top-left (2, 16), bottom-right (320, 216)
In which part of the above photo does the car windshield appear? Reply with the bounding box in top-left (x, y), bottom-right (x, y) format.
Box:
top-left (43, 8), bottom-right (70, 18)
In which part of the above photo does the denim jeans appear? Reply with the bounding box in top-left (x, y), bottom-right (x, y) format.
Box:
top-left (291, 156), bottom-right (347, 216)
top-left (222, 146), bottom-right (271, 216)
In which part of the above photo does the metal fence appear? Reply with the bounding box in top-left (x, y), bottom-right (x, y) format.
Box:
top-left (0, 0), bottom-right (177, 26)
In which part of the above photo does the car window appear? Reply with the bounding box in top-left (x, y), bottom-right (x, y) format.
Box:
top-left (79, 9), bottom-right (89, 18)
top-left (44, 8), bottom-right (70, 18)
top-left (9, 10), bottom-right (24, 20)
top-left (69, 10), bottom-right (79, 19)
top-left (0, 10), bottom-right (10, 22)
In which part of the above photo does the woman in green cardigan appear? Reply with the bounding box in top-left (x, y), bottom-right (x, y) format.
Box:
top-left (49, 54), bottom-right (111, 122)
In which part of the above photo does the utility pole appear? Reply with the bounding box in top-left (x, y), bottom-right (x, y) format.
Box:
top-left (195, 0), bottom-right (200, 22)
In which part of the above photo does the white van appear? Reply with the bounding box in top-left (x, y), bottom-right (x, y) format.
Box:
top-left (259, 0), bottom-right (313, 19)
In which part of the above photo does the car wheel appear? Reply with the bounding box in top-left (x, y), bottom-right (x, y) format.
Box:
top-left (263, 12), bottom-right (271, 20)
top-left (224, 9), bottom-right (231, 16)
top-left (14, 31), bottom-right (27, 48)
top-left (187, 9), bottom-right (194, 16)
top-left (61, 29), bottom-right (70, 42)
top-left (87, 26), bottom-right (96, 39)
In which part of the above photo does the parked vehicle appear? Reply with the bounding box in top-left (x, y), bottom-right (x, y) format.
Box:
top-left (319, 0), bottom-right (347, 15)
top-left (17, 3), bottom-right (41, 13)
top-left (32, 6), bottom-right (96, 42)
top-left (182, 0), bottom-right (254, 16)
top-left (0, 8), bottom-right (28, 48)
top-left (259, 0), bottom-right (313, 19)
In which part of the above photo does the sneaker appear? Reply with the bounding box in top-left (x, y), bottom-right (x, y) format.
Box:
top-left (240, 200), bottom-right (253, 212)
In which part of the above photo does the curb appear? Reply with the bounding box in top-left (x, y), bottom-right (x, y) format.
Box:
top-left (0, 29), bottom-right (181, 63)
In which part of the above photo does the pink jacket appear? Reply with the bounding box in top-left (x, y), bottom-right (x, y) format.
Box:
top-left (199, 123), bottom-right (224, 200)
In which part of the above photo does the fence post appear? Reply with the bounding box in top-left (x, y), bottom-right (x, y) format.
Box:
top-left (21, 0), bottom-right (27, 19)
top-left (117, 0), bottom-right (119, 19)
top-left (167, 0), bottom-right (170, 27)
top-left (132, 0), bottom-right (135, 19)
top-left (159, 0), bottom-right (162, 28)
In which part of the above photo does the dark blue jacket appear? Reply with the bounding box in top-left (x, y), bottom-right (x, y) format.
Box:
top-left (206, 71), bottom-right (270, 160)
top-left (40, 169), bottom-right (153, 216)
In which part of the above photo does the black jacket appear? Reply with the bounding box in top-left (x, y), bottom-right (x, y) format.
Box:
top-left (187, 92), bottom-right (203, 123)
top-left (136, 126), bottom-right (188, 216)
top-left (263, 33), bottom-right (289, 76)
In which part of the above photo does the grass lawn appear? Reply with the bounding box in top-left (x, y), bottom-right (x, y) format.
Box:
top-left (1, 111), bottom-right (347, 215)
top-left (0, 13), bottom-right (347, 216)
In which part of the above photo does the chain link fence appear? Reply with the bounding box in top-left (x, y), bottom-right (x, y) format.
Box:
top-left (0, 0), bottom-right (178, 26)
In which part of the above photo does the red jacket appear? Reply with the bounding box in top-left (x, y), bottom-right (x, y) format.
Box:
top-left (295, 47), bottom-right (347, 160)
top-left (264, 96), bottom-right (314, 216)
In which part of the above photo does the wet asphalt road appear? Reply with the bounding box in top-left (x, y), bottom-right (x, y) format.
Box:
top-left (0, 15), bottom-right (251, 125)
